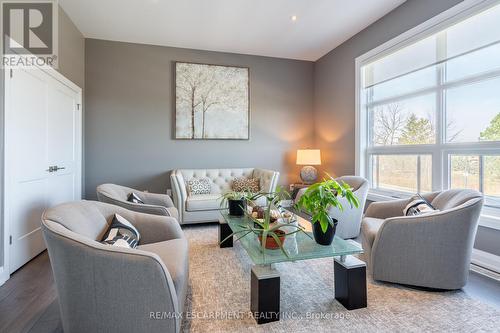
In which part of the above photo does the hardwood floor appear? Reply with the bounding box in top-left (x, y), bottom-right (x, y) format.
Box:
top-left (0, 252), bottom-right (61, 333)
top-left (0, 251), bottom-right (499, 333)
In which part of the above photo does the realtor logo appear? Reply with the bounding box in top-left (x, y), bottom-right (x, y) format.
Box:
top-left (1, 0), bottom-right (58, 68)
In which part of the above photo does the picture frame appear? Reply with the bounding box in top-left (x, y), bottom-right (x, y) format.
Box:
top-left (174, 61), bottom-right (250, 140)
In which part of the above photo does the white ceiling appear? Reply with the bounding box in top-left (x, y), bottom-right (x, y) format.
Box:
top-left (59, 0), bottom-right (406, 61)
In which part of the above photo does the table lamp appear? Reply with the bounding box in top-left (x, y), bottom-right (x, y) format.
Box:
top-left (296, 149), bottom-right (321, 184)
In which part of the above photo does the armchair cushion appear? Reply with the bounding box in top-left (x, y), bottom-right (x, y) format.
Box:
top-left (186, 194), bottom-right (222, 211)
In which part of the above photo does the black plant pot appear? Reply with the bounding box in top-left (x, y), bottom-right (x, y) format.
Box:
top-left (312, 219), bottom-right (338, 245)
top-left (228, 199), bottom-right (246, 216)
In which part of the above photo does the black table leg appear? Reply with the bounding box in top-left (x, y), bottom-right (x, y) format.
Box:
top-left (251, 265), bottom-right (280, 324)
top-left (334, 256), bottom-right (367, 310)
top-left (218, 220), bottom-right (233, 248)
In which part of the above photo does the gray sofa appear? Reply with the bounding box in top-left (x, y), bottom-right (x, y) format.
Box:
top-left (170, 168), bottom-right (279, 224)
top-left (295, 176), bottom-right (369, 239)
top-left (41, 201), bottom-right (188, 333)
top-left (96, 183), bottom-right (179, 220)
top-left (361, 189), bottom-right (483, 290)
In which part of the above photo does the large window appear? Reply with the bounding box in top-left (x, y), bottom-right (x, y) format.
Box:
top-left (358, 1), bottom-right (500, 210)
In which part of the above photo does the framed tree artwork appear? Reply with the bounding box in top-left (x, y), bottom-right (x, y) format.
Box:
top-left (175, 62), bottom-right (250, 140)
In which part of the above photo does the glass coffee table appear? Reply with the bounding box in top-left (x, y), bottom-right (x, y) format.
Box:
top-left (218, 211), bottom-right (367, 324)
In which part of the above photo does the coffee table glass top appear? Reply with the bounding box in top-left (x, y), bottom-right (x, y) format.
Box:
top-left (220, 212), bottom-right (363, 265)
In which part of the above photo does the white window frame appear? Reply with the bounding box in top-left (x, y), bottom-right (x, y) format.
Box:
top-left (355, 0), bottom-right (500, 229)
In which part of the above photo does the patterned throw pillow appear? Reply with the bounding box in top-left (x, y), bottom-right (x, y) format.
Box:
top-left (403, 194), bottom-right (438, 216)
top-left (101, 214), bottom-right (140, 248)
top-left (187, 177), bottom-right (212, 195)
top-left (232, 177), bottom-right (260, 193)
top-left (127, 192), bottom-right (144, 204)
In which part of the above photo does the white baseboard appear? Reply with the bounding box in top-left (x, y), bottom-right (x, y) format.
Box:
top-left (0, 266), bottom-right (7, 287)
top-left (471, 249), bottom-right (500, 275)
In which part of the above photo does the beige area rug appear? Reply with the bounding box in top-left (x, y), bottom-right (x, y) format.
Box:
top-left (181, 224), bottom-right (500, 333)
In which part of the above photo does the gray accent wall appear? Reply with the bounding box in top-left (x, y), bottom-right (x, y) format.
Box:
top-left (58, 6), bottom-right (85, 88)
top-left (84, 38), bottom-right (314, 199)
top-left (313, 0), bottom-right (500, 256)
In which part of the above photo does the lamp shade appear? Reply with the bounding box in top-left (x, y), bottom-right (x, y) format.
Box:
top-left (296, 149), bottom-right (321, 166)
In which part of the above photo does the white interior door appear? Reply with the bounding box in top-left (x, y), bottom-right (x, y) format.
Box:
top-left (46, 75), bottom-right (81, 207)
top-left (6, 68), bottom-right (49, 274)
top-left (4, 67), bottom-right (82, 274)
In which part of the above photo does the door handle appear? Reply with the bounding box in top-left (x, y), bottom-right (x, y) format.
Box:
top-left (46, 166), bottom-right (66, 173)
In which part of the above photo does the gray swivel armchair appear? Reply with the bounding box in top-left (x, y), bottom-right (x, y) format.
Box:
top-left (295, 176), bottom-right (369, 239)
top-left (361, 189), bottom-right (483, 290)
top-left (41, 201), bottom-right (189, 333)
top-left (97, 183), bottom-right (179, 220)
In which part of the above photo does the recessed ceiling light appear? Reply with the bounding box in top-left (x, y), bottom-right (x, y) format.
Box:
top-left (291, 15), bottom-right (298, 21)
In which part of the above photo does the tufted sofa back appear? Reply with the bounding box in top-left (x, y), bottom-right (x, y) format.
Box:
top-left (178, 168), bottom-right (254, 194)
top-left (176, 168), bottom-right (278, 194)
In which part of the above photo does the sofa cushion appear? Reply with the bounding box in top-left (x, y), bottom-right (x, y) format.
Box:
top-left (186, 194), bottom-right (223, 212)
top-left (138, 238), bottom-right (189, 310)
top-left (361, 217), bottom-right (385, 249)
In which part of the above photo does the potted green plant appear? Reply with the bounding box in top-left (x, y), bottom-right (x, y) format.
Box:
top-left (220, 191), bottom-right (252, 216)
top-left (220, 189), bottom-right (310, 256)
top-left (295, 176), bottom-right (359, 245)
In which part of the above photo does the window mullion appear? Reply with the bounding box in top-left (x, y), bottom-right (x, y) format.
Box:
top-left (434, 31), bottom-right (447, 192)
top-left (479, 155), bottom-right (485, 193)
top-left (417, 155), bottom-right (422, 192)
